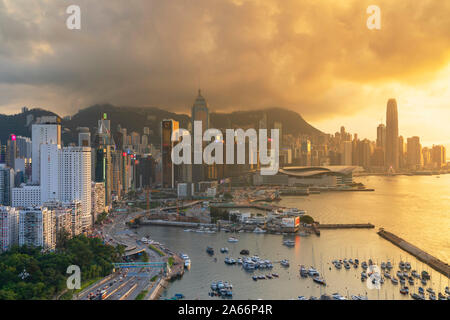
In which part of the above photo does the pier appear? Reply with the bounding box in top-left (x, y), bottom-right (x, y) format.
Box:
top-left (318, 223), bottom-right (375, 229)
top-left (378, 228), bottom-right (450, 277)
top-left (140, 219), bottom-right (215, 228)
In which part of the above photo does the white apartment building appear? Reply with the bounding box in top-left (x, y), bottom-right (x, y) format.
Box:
top-left (60, 147), bottom-right (92, 233)
top-left (0, 206), bottom-right (19, 252)
top-left (31, 117), bottom-right (61, 184)
top-left (12, 185), bottom-right (41, 207)
top-left (44, 200), bottom-right (82, 238)
top-left (19, 207), bottom-right (55, 251)
top-left (40, 143), bottom-right (61, 203)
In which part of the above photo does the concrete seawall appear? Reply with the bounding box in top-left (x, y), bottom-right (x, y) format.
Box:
top-left (318, 223), bottom-right (375, 229)
top-left (149, 278), bottom-right (168, 300)
top-left (378, 228), bottom-right (450, 277)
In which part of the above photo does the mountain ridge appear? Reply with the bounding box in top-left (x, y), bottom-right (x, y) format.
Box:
top-left (0, 104), bottom-right (323, 145)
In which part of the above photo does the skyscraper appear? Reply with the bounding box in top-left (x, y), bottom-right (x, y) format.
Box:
top-left (385, 99), bottom-right (399, 171)
top-left (407, 136), bottom-right (422, 170)
top-left (6, 134), bottom-right (17, 169)
top-left (191, 89), bottom-right (209, 183)
top-left (60, 147), bottom-right (92, 232)
top-left (376, 124), bottom-right (386, 150)
top-left (161, 119), bottom-right (179, 189)
top-left (31, 116), bottom-right (61, 183)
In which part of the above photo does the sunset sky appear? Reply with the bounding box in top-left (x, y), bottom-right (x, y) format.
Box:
top-left (0, 0), bottom-right (449, 154)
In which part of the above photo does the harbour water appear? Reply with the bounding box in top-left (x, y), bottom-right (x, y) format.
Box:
top-left (137, 175), bottom-right (450, 300)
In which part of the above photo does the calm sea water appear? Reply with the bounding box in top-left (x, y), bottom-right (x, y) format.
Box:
top-left (138, 175), bottom-right (450, 300)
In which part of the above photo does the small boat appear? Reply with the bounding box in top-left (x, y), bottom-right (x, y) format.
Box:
top-left (313, 276), bottom-right (326, 286)
top-left (220, 247), bottom-right (229, 253)
top-left (282, 239), bottom-right (295, 247)
top-left (429, 293), bottom-right (436, 300)
top-left (384, 272), bottom-right (391, 279)
top-left (421, 270), bottom-right (430, 280)
top-left (381, 262), bottom-right (386, 269)
top-left (253, 227), bottom-right (266, 234)
top-left (174, 293), bottom-right (185, 299)
top-left (300, 266), bottom-right (308, 277)
top-left (308, 267), bottom-right (319, 276)
top-left (252, 275), bottom-right (258, 281)
top-left (240, 249), bottom-right (250, 255)
top-left (400, 286), bottom-right (409, 295)
top-left (344, 263), bottom-right (350, 270)
top-left (391, 277), bottom-right (399, 285)
top-left (446, 286), bottom-right (450, 295)
top-left (408, 277), bottom-right (414, 285)
top-left (421, 278), bottom-right (427, 285)
top-left (266, 274), bottom-right (273, 279)
top-left (411, 293), bottom-right (425, 300)
top-left (426, 288), bottom-right (435, 294)
top-left (272, 273), bottom-right (279, 278)
top-left (298, 296), bottom-right (307, 300)
top-left (332, 293), bottom-right (346, 300)
top-left (418, 287), bottom-right (425, 295)
top-left (309, 296), bottom-right (318, 300)
top-left (438, 293), bottom-right (446, 300)
top-left (228, 237), bottom-right (239, 243)
top-left (386, 261), bottom-right (393, 269)
top-left (411, 270), bottom-right (420, 278)
top-left (354, 259), bottom-right (359, 264)
top-left (258, 275), bottom-right (266, 280)
top-left (405, 262), bottom-right (411, 270)
top-left (206, 246), bottom-right (214, 255)
top-left (280, 259), bottom-right (290, 267)
top-left (184, 259), bottom-right (191, 269)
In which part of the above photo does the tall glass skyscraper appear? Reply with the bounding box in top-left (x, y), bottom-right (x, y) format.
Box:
top-left (385, 99), bottom-right (399, 171)
top-left (191, 90), bottom-right (209, 183)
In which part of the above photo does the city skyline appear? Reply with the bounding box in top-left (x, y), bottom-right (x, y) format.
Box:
top-left (0, 1), bottom-right (449, 154)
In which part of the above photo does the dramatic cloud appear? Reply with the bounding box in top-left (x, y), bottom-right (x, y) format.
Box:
top-left (0, 0), bottom-right (449, 149)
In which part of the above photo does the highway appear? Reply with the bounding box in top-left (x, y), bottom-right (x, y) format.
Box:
top-left (76, 207), bottom-right (165, 300)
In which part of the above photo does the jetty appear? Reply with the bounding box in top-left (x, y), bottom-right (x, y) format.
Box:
top-left (377, 228), bottom-right (450, 277)
top-left (318, 223), bottom-right (375, 229)
top-left (140, 219), bottom-right (215, 228)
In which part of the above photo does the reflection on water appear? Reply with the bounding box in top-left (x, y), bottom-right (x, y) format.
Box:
top-left (137, 175), bottom-right (450, 300)
top-left (280, 175), bottom-right (450, 263)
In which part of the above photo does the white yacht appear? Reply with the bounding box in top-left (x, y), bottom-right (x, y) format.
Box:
top-left (253, 227), bottom-right (266, 234)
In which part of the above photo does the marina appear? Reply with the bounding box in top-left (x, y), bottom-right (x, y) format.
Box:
top-left (133, 175), bottom-right (450, 300)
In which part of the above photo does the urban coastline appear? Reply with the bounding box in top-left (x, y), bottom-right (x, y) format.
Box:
top-left (0, 93), bottom-right (449, 301)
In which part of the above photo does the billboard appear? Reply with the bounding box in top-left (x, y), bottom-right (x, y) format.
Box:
top-left (282, 217), bottom-right (300, 228)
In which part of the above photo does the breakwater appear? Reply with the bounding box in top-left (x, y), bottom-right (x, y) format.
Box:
top-left (378, 228), bottom-right (450, 277)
